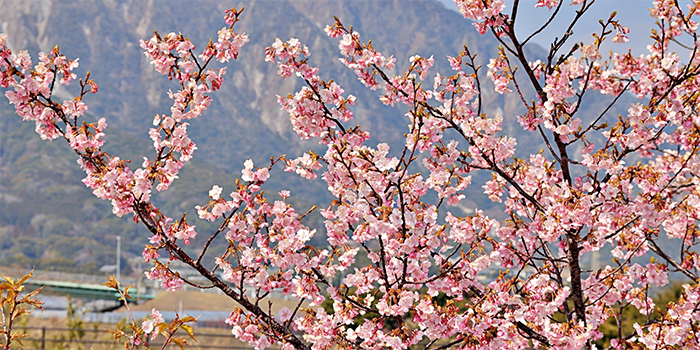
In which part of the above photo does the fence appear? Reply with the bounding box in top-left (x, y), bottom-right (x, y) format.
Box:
top-left (3, 327), bottom-right (273, 350)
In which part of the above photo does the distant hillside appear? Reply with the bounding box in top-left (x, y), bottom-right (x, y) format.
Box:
top-left (0, 0), bottom-right (632, 274)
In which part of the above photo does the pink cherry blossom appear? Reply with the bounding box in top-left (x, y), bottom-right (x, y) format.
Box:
top-left (6, 2), bottom-right (700, 350)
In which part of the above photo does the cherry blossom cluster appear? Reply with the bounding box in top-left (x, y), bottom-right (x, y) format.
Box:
top-left (324, 22), bottom-right (396, 91)
top-left (266, 37), bottom-right (355, 144)
top-left (453, 0), bottom-right (507, 34)
top-left (486, 51), bottom-right (512, 95)
top-left (250, 0), bottom-right (700, 348)
top-left (6, 0), bottom-right (700, 349)
top-left (144, 261), bottom-right (185, 292)
top-left (1, 8), bottom-right (252, 343)
top-left (192, 171), bottom-right (360, 348)
top-left (140, 22), bottom-right (247, 196)
top-left (259, 31), bottom-right (498, 350)
top-left (3, 43), bottom-right (83, 140)
top-left (140, 308), bottom-right (165, 341)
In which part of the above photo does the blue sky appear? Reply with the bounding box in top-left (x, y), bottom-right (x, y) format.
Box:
top-left (435, 0), bottom-right (658, 55)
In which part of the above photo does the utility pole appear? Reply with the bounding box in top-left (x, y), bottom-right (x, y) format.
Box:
top-left (137, 261), bottom-right (142, 304)
top-left (116, 235), bottom-right (121, 282)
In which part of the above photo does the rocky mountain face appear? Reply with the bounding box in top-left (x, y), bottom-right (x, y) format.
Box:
top-left (0, 0), bottom-right (628, 273)
top-left (2, 0), bottom-right (502, 159)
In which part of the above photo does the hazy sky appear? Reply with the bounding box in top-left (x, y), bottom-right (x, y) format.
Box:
top-left (435, 0), bottom-right (659, 55)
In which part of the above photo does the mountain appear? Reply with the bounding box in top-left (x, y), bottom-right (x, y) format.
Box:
top-left (0, 0), bottom-right (631, 274)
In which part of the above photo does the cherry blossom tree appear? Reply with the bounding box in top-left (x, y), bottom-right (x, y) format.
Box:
top-left (2, 0), bottom-right (700, 349)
